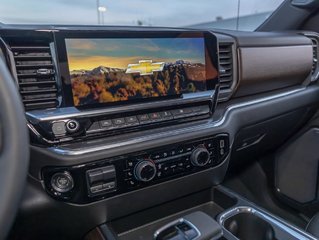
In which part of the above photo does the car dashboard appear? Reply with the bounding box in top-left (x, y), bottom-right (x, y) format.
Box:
top-left (1, 25), bottom-right (319, 239)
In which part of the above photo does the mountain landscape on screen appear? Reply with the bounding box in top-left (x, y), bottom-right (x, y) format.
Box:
top-left (65, 38), bottom-right (210, 106)
top-left (70, 61), bottom-right (206, 106)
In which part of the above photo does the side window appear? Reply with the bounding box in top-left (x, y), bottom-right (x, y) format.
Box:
top-left (0, 0), bottom-right (285, 31)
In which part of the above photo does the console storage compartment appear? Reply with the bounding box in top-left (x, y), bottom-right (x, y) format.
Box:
top-left (223, 211), bottom-right (276, 240)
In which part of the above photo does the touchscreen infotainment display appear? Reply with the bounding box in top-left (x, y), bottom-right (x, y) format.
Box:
top-left (65, 37), bottom-right (217, 107)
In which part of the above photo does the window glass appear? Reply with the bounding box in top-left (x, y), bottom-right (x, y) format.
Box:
top-left (0, 0), bottom-right (285, 31)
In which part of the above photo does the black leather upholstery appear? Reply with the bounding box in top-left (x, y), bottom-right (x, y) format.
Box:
top-left (306, 213), bottom-right (319, 238)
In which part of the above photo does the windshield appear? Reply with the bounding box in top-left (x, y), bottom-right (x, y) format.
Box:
top-left (0, 0), bottom-right (284, 31)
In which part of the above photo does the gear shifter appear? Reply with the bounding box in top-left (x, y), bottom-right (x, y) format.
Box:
top-left (154, 211), bottom-right (222, 240)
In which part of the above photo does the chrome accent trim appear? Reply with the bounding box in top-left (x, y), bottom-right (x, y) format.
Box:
top-left (48, 87), bottom-right (306, 156)
top-left (218, 206), bottom-right (317, 240)
top-left (27, 123), bottom-right (71, 145)
top-left (50, 42), bottom-right (63, 107)
top-left (26, 90), bottom-right (215, 123)
top-left (27, 123), bottom-right (53, 144)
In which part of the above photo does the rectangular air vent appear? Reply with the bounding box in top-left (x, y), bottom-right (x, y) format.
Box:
top-left (302, 33), bottom-right (319, 81)
top-left (310, 37), bottom-right (318, 78)
top-left (218, 43), bottom-right (234, 91)
top-left (11, 43), bottom-right (58, 111)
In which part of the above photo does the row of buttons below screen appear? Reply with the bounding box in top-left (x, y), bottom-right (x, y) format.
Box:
top-left (89, 105), bottom-right (209, 131)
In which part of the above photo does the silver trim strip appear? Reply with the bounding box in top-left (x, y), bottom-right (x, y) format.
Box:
top-left (48, 87), bottom-right (306, 156)
top-left (219, 206), bottom-right (317, 240)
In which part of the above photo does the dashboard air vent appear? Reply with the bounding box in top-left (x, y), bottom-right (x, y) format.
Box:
top-left (218, 43), bottom-right (234, 91)
top-left (11, 43), bottom-right (58, 111)
top-left (310, 37), bottom-right (319, 79)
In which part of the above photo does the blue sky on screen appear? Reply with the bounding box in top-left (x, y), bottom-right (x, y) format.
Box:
top-left (65, 38), bottom-right (205, 70)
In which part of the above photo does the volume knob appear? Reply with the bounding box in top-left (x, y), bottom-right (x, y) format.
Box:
top-left (66, 119), bottom-right (80, 133)
top-left (134, 160), bottom-right (157, 182)
top-left (191, 146), bottom-right (210, 167)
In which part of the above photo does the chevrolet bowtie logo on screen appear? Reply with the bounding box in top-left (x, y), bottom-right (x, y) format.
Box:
top-left (66, 37), bottom-right (211, 107)
top-left (125, 60), bottom-right (165, 76)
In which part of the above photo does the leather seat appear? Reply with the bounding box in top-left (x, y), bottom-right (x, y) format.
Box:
top-left (306, 213), bottom-right (319, 238)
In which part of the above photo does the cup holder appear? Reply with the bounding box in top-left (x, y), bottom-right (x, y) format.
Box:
top-left (223, 212), bottom-right (277, 240)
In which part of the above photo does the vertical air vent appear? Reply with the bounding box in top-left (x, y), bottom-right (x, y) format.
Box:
top-left (218, 43), bottom-right (234, 91)
top-left (11, 43), bottom-right (58, 111)
top-left (302, 32), bottom-right (319, 81)
top-left (310, 37), bottom-right (318, 79)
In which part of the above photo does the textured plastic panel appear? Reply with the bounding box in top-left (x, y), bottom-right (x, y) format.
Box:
top-left (276, 128), bottom-right (319, 203)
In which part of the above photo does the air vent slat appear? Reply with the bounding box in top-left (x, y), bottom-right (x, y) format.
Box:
top-left (219, 49), bottom-right (231, 53)
top-left (219, 60), bottom-right (232, 65)
top-left (20, 89), bottom-right (57, 94)
top-left (16, 64), bottom-right (53, 68)
top-left (17, 72), bottom-right (55, 78)
top-left (24, 101), bottom-right (58, 111)
top-left (22, 94), bottom-right (57, 101)
top-left (11, 41), bottom-right (58, 110)
top-left (219, 43), bottom-right (234, 92)
top-left (11, 46), bottom-right (51, 51)
top-left (19, 80), bottom-right (56, 86)
top-left (14, 55), bottom-right (52, 60)
top-left (219, 55), bottom-right (231, 60)
top-left (220, 77), bottom-right (233, 82)
top-left (219, 73), bottom-right (232, 77)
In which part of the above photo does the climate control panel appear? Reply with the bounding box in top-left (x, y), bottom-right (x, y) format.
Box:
top-left (42, 134), bottom-right (229, 203)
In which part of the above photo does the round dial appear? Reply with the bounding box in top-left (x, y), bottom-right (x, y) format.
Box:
top-left (50, 171), bottom-right (74, 193)
top-left (66, 120), bottom-right (80, 133)
top-left (134, 160), bottom-right (157, 182)
top-left (191, 146), bottom-right (210, 167)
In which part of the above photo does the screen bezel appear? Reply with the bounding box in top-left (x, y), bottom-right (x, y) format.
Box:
top-left (55, 30), bottom-right (219, 109)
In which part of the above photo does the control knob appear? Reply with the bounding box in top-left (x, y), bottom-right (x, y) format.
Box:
top-left (134, 160), bottom-right (157, 182)
top-left (50, 171), bottom-right (74, 193)
top-left (66, 119), bottom-right (80, 133)
top-left (191, 146), bottom-right (210, 167)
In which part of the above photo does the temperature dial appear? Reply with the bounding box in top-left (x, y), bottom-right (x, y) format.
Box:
top-left (134, 160), bottom-right (157, 182)
top-left (191, 146), bottom-right (210, 167)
